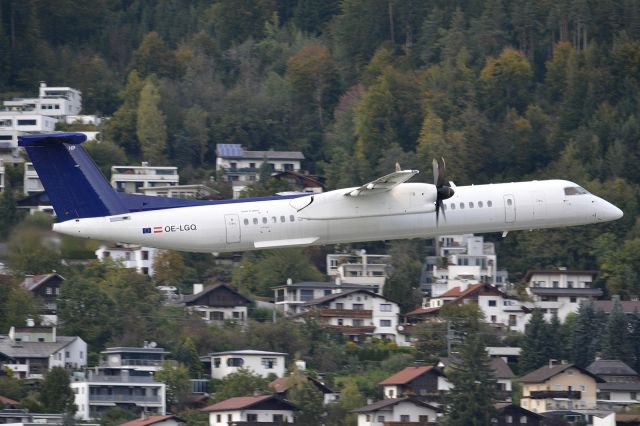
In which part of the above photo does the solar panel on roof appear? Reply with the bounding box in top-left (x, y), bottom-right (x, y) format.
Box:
top-left (216, 144), bottom-right (244, 157)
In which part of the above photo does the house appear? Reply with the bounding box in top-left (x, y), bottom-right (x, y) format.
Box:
top-left (326, 252), bottom-right (391, 289)
top-left (273, 281), bottom-right (379, 315)
top-left (0, 395), bottom-right (19, 408)
top-left (587, 359), bottom-right (640, 411)
top-left (520, 362), bottom-right (604, 413)
top-left (19, 273), bottom-right (64, 325)
top-left (378, 365), bottom-right (449, 400)
top-left (139, 184), bottom-right (219, 199)
top-left (71, 345), bottom-right (169, 420)
top-left (95, 244), bottom-right (162, 276)
top-left (594, 300), bottom-right (640, 316)
top-left (271, 170), bottom-right (323, 194)
top-left (0, 326), bottom-right (86, 379)
top-left (437, 357), bottom-right (515, 401)
top-left (119, 414), bottom-right (185, 426)
top-left (0, 408), bottom-right (94, 426)
top-left (110, 163), bottom-right (179, 194)
top-left (206, 350), bottom-right (287, 380)
top-left (202, 395), bottom-right (298, 425)
top-left (422, 234), bottom-right (509, 296)
top-left (493, 403), bottom-right (543, 426)
top-left (215, 144), bottom-right (305, 198)
top-left (297, 289), bottom-right (401, 343)
top-left (352, 397), bottom-right (439, 426)
top-left (184, 284), bottom-right (251, 326)
top-left (525, 268), bottom-right (602, 322)
top-left (270, 374), bottom-right (338, 404)
top-left (405, 283), bottom-right (529, 332)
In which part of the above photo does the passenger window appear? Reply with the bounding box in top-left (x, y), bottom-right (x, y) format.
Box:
top-left (271, 216), bottom-right (276, 223)
top-left (243, 218), bottom-right (249, 225)
top-left (450, 203), bottom-right (455, 210)
top-left (253, 218), bottom-right (258, 225)
top-left (262, 217), bottom-right (267, 224)
top-left (290, 215), bottom-right (295, 222)
top-left (487, 200), bottom-right (493, 207)
top-left (280, 216), bottom-right (285, 223)
top-left (459, 203), bottom-right (465, 209)
top-left (478, 201), bottom-right (483, 208)
top-left (469, 202), bottom-right (474, 208)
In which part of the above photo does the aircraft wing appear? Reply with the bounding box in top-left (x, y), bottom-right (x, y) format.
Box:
top-left (345, 169), bottom-right (419, 197)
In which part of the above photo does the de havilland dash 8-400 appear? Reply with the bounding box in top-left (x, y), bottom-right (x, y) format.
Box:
top-left (19, 133), bottom-right (623, 253)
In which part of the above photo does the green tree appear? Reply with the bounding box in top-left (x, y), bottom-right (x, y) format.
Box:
top-left (602, 298), bottom-right (632, 362)
top-left (83, 140), bottom-right (127, 179)
top-left (155, 361), bottom-right (191, 412)
top-left (0, 185), bottom-right (20, 239)
top-left (153, 251), bottom-right (188, 290)
top-left (442, 333), bottom-right (496, 426)
top-left (174, 337), bottom-right (204, 378)
top-left (6, 228), bottom-right (60, 275)
top-left (211, 368), bottom-right (270, 402)
top-left (131, 32), bottom-right (177, 79)
top-left (570, 301), bottom-right (601, 368)
top-left (413, 321), bottom-right (448, 361)
top-left (520, 309), bottom-right (551, 373)
top-left (98, 407), bottom-right (137, 426)
top-left (39, 367), bottom-right (76, 414)
top-left (383, 240), bottom-right (424, 313)
top-left (335, 380), bottom-right (366, 426)
top-left (103, 70), bottom-right (144, 159)
top-left (137, 78), bottom-right (167, 165)
top-left (286, 367), bottom-right (325, 426)
top-left (480, 47), bottom-right (533, 117)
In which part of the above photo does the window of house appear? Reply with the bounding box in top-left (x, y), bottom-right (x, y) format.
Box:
top-left (262, 358), bottom-right (277, 368)
top-left (17, 119), bottom-right (37, 126)
top-left (336, 303), bottom-right (344, 309)
top-left (273, 414), bottom-right (284, 422)
top-left (324, 290), bottom-right (332, 296)
top-left (380, 303), bottom-right (392, 312)
top-left (249, 163), bottom-right (256, 168)
top-left (213, 358), bottom-right (221, 368)
top-left (400, 415), bottom-right (410, 422)
top-left (228, 414), bottom-right (232, 422)
top-left (520, 416), bottom-right (527, 424)
top-left (567, 280), bottom-right (574, 288)
top-left (352, 303), bottom-right (364, 310)
top-left (365, 415), bottom-right (371, 422)
top-left (552, 281), bottom-right (559, 288)
top-left (216, 415), bottom-right (221, 422)
top-left (142, 251), bottom-right (149, 260)
top-left (300, 289), bottom-right (314, 301)
top-left (353, 319), bottom-right (364, 326)
top-left (488, 299), bottom-right (497, 307)
top-left (379, 319), bottom-right (391, 327)
top-left (570, 297), bottom-right (577, 303)
top-left (377, 416), bottom-right (385, 422)
top-left (211, 312), bottom-right (224, 321)
top-left (506, 415), bottom-right (513, 423)
top-left (338, 319), bottom-right (343, 326)
top-left (491, 315), bottom-right (497, 323)
top-left (509, 315), bottom-right (517, 326)
top-left (46, 287), bottom-right (52, 295)
top-left (227, 357), bottom-right (244, 367)
top-left (141, 267), bottom-right (149, 275)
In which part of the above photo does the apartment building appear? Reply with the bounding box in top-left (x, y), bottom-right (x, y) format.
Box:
top-left (110, 163), bottom-right (179, 194)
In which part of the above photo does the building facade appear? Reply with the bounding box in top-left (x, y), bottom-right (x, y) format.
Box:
top-left (110, 163), bottom-right (179, 194)
top-left (184, 284), bottom-right (251, 326)
top-left (95, 245), bottom-right (162, 276)
top-left (273, 281), bottom-right (379, 315)
top-left (206, 350), bottom-right (287, 380)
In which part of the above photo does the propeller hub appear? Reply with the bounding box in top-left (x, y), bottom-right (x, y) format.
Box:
top-left (437, 186), bottom-right (454, 200)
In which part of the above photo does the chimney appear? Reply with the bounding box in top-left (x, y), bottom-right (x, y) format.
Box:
top-left (26, 318), bottom-right (35, 327)
top-left (24, 275), bottom-right (34, 288)
top-left (193, 283), bottom-right (204, 295)
top-left (295, 360), bottom-right (306, 371)
top-left (40, 81), bottom-right (46, 88)
top-left (141, 161), bottom-right (149, 167)
top-left (286, 278), bottom-right (292, 286)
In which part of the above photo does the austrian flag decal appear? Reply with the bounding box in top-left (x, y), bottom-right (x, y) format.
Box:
top-left (153, 226), bottom-right (163, 233)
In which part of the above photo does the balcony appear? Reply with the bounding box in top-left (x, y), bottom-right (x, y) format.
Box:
top-left (89, 394), bottom-right (162, 403)
top-left (102, 358), bottom-right (163, 367)
top-left (327, 325), bottom-right (376, 334)
top-left (320, 309), bottom-right (373, 318)
top-left (84, 374), bottom-right (157, 383)
top-left (529, 390), bottom-right (581, 399)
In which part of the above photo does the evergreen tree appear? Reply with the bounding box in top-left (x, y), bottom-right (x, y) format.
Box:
top-left (155, 361), bottom-right (191, 412)
top-left (382, 240), bottom-right (424, 313)
top-left (137, 78), bottom-right (167, 165)
top-left (0, 184), bottom-right (19, 239)
top-left (602, 297), bottom-right (631, 362)
top-left (39, 367), bottom-right (76, 414)
top-left (211, 368), bottom-right (269, 402)
top-left (174, 337), bottom-right (203, 378)
top-left (286, 367), bottom-right (325, 426)
top-left (629, 309), bottom-right (640, 373)
top-left (442, 333), bottom-right (497, 426)
top-left (520, 309), bottom-right (551, 373)
top-left (570, 301), bottom-right (600, 368)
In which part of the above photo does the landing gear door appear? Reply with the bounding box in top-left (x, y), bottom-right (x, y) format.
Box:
top-left (504, 194), bottom-right (516, 223)
top-left (224, 214), bottom-right (241, 243)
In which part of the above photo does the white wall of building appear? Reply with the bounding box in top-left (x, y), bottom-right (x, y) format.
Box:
top-left (209, 352), bottom-right (286, 380)
top-left (48, 338), bottom-right (87, 370)
top-left (95, 245), bottom-right (162, 276)
top-left (356, 401), bottom-right (438, 426)
top-left (208, 409), bottom-right (294, 426)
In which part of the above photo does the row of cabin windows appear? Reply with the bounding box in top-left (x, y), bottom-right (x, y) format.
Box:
top-left (445, 200), bottom-right (494, 211)
top-left (243, 215), bottom-right (296, 226)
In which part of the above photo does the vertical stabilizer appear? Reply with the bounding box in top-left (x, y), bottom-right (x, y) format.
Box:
top-left (18, 133), bottom-right (127, 221)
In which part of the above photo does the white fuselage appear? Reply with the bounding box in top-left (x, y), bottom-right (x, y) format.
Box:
top-left (53, 180), bottom-right (623, 253)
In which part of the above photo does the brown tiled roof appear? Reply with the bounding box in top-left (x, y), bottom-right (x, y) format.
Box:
top-left (201, 395), bottom-right (297, 412)
top-left (520, 363), bottom-right (604, 383)
top-left (491, 358), bottom-right (515, 379)
top-left (20, 273), bottom-right (62, 291)
top-left (438, 286), bottom-right (464, 298)
top-left (594, 300), bottom-right (640, 315)
top-left (405, 306), bottom-right (441, 317)
top-left (183, 283), bottom-right (251, 304)
top-left (119, 415), bottom-right (184, 426)
top-left (378, 366), bottom-right (440, 385)
top-left (0, 395), bottom-right (19, 405)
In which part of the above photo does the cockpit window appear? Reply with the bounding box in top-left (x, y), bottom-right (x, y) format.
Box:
top-left (564, 186), bottom-right (589, 196)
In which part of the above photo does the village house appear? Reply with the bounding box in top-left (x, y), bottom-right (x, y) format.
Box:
top-left (587, 359), bottom-right (640, 411)
top-left (296, 289), bottom-right (401, 343)
top-left (273, 280), bottom-right (379, 315)
top-left (493, 403), bottom-right (543, 426)
top-left (0, 326), bottom-right (86, 379)
top-left (378, 365), bottom-right (450, 400)
top-left (205, 350), bottom-right (287, 380)
top-left (184, 284), bottom-right (251, 326)
top-left (352, 397), bottom-right (440, 426)
top-left (95, 244), bottom-right (161, 276)
top-left (326, 251), bottom-right (391, 289)
top-left (270, 373), bottom-right (338, 405)
top-left (19, 273), bottom-right (64, 325)
top-left (520, 362), bottom-right (603, 413)
top-left (202, 395), bottom-right (298, 425)
top-left (119, 415), bottom-right (185, 426)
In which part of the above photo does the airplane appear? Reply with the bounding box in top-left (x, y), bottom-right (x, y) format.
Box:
top-left (19, 132), bottom-right (623, 253)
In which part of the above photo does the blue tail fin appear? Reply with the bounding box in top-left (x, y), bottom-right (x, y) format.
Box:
top-left (19, 133), bottom-right (128, 221)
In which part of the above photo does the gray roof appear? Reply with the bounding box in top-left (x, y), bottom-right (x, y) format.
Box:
top-left (598, 382), bottom-right (640, 392)
top-left (520, 363), bottom-right (604, 384)
top-left (530, 288), bottom-right (603, 297)
top-left (101, 347), bottom-right (169, 355)
top-left (594, 300), bottom-right (640, 314)
top-left (0, 335), bottom-right (78, 358)
top-left (587, 360), bottom-right (638, 377)
top-left (183, 283), bottom-right (251, 304)
top-left (352, 397), bottom-right (439, 413)
top-left (491, 358), bottom-right (515, 379)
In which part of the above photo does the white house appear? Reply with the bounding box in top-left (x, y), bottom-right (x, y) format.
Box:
top-left (139, 184), bottom-right (218, 199)
top-left (298, 289), bottom-right (401, 343)
top-left (100, 345), bottom-right (170, 374)
top-left (206, 350), bottom-right (287, 380)
top-left (215, 144), bottom-right (305, 198)
top-left (0, 326), bottom-right (86, 379)
top-left (110, 163), bottom-right (179, 194)
top-left (326, 251), bottom-right (391, 289)
top-left (184, 284), bottom-right (252, 326)
top-left (587, 359), bottom-right (640, 411)
top-left (95, 244), bottom-right (162, 276)
top-left (273, 281), bottom-right (379, 315)
top-left (352, 397), bottom-right (440, 426)
top-left (525, 269), bottom-right (602, 322)
top-left (202, 395), bottom-right (297, 426)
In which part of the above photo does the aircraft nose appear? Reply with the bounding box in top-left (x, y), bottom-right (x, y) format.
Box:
top-left (598, 202), bottom-right (623, 222)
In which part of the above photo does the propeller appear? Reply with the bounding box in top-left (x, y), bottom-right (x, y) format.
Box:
top-left (432, 158), bottom-right (455, 225)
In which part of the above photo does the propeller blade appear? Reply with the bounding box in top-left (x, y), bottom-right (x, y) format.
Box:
top-left (436, 157), bottom-right (446, 188)
top-left (432, 159), bottom-right (439, 187)
top-left (435, 199), bottom-right (440, 226)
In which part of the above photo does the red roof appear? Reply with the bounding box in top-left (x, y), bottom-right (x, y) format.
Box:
top-left (405, 306), bottom-right (441, 317)
top-left (0, 395), bottom-right (18, 405)
top-left (270, 377), bottom-right (290, 393)
top-left (202, 395), bottom-right (274, 412)
top-left (378, 366), bottom-right (439, 385)
top-left (119, 415), bottom-right (182, 426)
top-left (438, 286), bottom-right (464, 298)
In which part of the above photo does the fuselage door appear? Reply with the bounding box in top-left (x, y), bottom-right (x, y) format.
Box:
top-left (224, 214), bottom-right (241, 243)
top-left (533, 190), bottom-right (546, 221)
top-left (504, 194), bottom-right (516, 223)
